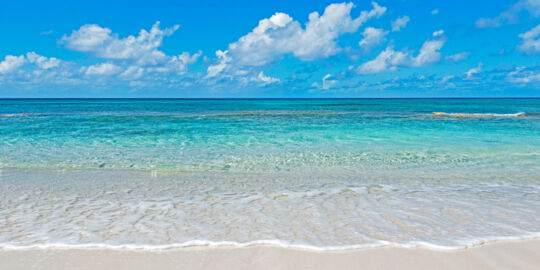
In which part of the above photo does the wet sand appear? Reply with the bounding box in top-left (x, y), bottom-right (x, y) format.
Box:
top-left (1, 238), bottom-right (539, 270)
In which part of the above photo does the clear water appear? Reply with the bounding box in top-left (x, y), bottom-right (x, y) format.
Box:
top-left (0, 99), bottom-right (539, 249)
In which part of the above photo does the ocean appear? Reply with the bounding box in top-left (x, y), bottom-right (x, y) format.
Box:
top-left (0, 98), bottom-right (539, 249)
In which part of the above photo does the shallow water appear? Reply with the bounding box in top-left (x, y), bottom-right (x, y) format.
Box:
top-left (1, 99), bottom-right (539, 249)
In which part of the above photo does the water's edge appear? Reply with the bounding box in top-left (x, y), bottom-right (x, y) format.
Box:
top-left (2, 234), bottom-right (540, 251)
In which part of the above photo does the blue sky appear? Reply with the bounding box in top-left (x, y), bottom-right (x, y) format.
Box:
top-left (1, 0), bottom-right (540, 97)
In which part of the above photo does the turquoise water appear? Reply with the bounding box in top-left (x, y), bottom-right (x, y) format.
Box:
top-left (1, 99), bottom-right (539, 249)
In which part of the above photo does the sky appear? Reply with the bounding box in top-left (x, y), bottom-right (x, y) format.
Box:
top-left (1, 0), bottom-right (540, 98)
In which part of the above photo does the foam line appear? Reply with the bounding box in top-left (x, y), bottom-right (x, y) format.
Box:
top-left (431, 112), bottom-right (527, 117)
top-left (2, 234), bottom-right (540, 251)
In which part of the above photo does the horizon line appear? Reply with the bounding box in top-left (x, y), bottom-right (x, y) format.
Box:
top-left (1, 97), bottom-right (540, 100)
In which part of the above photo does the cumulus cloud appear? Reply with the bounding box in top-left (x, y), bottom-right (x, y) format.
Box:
top-left (391, 16), bottom-right (410, 32)
top-left (358, 30), bottom-right (446, 74)
top-left (431, 9), bottom-right (440, 15)
top-left (0, 55), bottom-right (26, 74)
top-left (60, 22), bottom-right (179, 65)
top-left (210, 1), bottom-right (386, 74)
top-left (358, 27), bottom-right (388, 51)
top-left (58, 21), bottom-right (201, 81)
top-left (26, 52), bottom-right (61, 69)
top-left (0, 52), bottom-right (64, 75)
top-left (409, 38), bottom-right (445, 67)
top-left (445, 52), bottom-right (470, 63)
top-left (1, 21), bottom-right (203, 89)
top-left (357, 46), bottom-right (408, 73)
top-left (476, 0), bottom-right (540, 28)
top-left (167, 51), bottom-right (202, 74)
top-left (0, 52), bottom-right (82, 86)
top-left (517, 24), bottom-right (540, 54)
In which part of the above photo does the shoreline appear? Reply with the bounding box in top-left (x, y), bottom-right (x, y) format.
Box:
top-left (1, 238), bottom-right (539, 270)
top-left (1, 234), bottom-right (540, 251)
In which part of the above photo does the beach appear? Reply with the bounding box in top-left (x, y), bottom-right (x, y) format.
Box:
top-left (2, 239), bottom-right (540, 270)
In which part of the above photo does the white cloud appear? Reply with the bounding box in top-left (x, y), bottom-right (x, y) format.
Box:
top-left (0, 52), bottom-right (82, 86)
top-left (358, 27), bottom-right (388, 51)
top-left (257, 72), bottom-right (280, 85)
top-left (409, 38), bottom-right (445, 67)
top-left (358, 46), bottom-right (408, 73)
top-left (167, 51), bottom-right (202, 74)
top-left (1, 22), bottom-right (203, 88)
top-left (391, 16), bottom-right (410, 32)
top-left (226, 12), bottom-right (295, 67)
top-left (358, 31), bottom-right (446, 74)
top-left (0, 49), bottom-right (200, 88)
top-left (431, 9), bottom-right (440, 15)
top-left (507, 66), bottom-right (540, 83)
top-left (0, 52), bottom-right (63, 74)
top-left (476, 0), bottom-right (540, 28)
top-left (0, 55), bottom-right (26, 74)
top-left (322, 74), bottom-right (337, 89)
top-left (61, 24), bottom-right (112, 51)
top-left (205, 2), bottom-right (386, 84)
top-left (26, 52), bottom-right (61, 69)
top-left (84, 63), bottom-right (122, 76)
top-left (215, 2), bottom-right (386, 69)
top-left (58, 21), bottom-right (200, 82)
top-left (517, 24), bottom-right (540, 54)
top-left (291, 2), bottom-right (386, 60)
top-left (206, 50), bottom-right (231, 78)
top-left (311, 74), bottom-right (338, 90)
top-left (61, 21), bottom-right (179, 65)
top-left (445, 52), bottom-right (470, 62)
top-left (432, 30), bottom-right (444, 37)
top-left (465, 63), bottom-right (482, 80)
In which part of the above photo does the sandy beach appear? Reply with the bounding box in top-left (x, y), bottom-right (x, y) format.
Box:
top-left (1, 239), bottom-right (539, 270)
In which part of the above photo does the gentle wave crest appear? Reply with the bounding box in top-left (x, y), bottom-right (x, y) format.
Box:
top-left (431, 112), bottom-right (528, 118)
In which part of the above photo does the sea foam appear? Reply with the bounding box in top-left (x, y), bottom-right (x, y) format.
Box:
top-left (1, 169), bottom-right (539, 250)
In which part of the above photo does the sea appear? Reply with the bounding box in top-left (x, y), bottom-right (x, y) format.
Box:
top-left (0, 98), bottom-right (539, 250)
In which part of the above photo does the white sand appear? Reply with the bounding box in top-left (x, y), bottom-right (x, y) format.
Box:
top-left (1, 239), bottom-right (539, 270)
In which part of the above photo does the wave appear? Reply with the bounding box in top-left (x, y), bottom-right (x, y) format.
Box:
top-left (430, 112), bottom-right (528, 118)
top-left (171, 110), bottom-right (359, 118)
top-left (2, 111), bottom-right (537, 119)
top-left (1, 234), bottom-right (539, 251)
top-left (0, 113), bottom-right (39, 118)
top-left (0, 110), bottom-right (359, 119)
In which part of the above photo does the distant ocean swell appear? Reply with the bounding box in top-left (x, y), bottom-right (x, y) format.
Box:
top-left (1, 111), bottom-right (538, 118)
